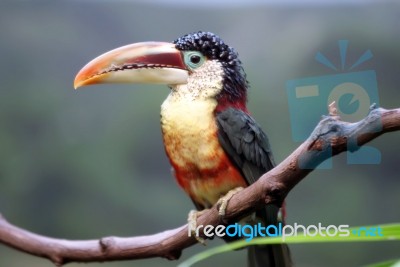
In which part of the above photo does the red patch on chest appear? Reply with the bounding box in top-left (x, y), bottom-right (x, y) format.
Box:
top-left (171, 154), bottom-right (247, 209)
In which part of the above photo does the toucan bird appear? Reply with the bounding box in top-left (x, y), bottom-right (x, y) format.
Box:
top-left (74, 31), bottom-right (291, 267)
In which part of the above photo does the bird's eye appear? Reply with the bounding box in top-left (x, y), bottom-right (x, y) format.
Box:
top-left (190, 55), bottom-right (201, 64)
top-left (183, 51), bottom-right (205, 70)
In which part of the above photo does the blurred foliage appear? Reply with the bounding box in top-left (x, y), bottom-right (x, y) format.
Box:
top-left (0, 1), bottom-right (399, 266)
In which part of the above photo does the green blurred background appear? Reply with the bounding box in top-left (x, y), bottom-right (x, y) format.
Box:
top-left (0, 1), bottom-right (399, 266)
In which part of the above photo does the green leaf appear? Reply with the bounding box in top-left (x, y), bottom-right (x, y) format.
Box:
top-left (178, 223), bottom-right (400, 267)
top-left (364, 258), bottom-right (400, 267)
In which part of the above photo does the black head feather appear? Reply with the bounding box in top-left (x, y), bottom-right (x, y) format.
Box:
top-left (173, 31), bottom-right (249, 110)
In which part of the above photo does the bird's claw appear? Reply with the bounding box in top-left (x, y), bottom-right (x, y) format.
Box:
top-left (188, 187), bottom-right (244, 244)
top-left (188, 210), bottom-right (207, 245)
top-left (217, 187), bottom-right (244, 223)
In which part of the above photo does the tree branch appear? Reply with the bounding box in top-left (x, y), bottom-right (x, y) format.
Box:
top-left (0, 105), bottom-right (399, 266)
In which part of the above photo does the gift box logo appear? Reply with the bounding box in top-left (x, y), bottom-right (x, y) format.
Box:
top-left (286, 40), bottom-right (381, 168)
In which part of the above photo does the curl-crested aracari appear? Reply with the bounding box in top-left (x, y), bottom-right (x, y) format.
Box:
top-left (74, 31), bottom-right (291, 267)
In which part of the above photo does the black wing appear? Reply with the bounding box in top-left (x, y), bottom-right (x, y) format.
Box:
top-left (216, 107), bottom-right (275, 185)
top-left (217, 108), bottom-right (292, 267)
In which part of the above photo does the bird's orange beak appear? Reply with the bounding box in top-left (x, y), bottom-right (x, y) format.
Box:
top-left (74, 42), bottom-right (189, 89)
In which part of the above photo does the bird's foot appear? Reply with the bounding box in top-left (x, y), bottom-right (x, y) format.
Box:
top-left (188, 210), bottom-right (207, 245)
top-left (217, 187), bottom-right (244, 223)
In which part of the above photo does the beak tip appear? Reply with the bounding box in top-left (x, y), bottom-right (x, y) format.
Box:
top-left (74, 75), bottom-right (88, 90)
top-left (73, 81), bottom-right (81, 90)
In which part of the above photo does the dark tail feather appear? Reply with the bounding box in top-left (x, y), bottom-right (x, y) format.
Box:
top-left (248, 204), bottom-right (292, 267)
top-left (248, 243), bottom-right (291, 267)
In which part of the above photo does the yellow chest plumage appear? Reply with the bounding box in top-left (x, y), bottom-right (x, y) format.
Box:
top-left (160, 93), bottom-right (246, 208)
top-left (161, 96), bottom-right (223, 170)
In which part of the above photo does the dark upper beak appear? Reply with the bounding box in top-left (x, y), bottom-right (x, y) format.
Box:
top-left (74, 42), bottom-right (189, 89)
